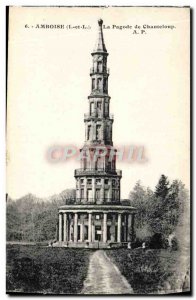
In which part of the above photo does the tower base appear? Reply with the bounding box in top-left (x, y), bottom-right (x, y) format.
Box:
top-left (57, 204), bottom-right (136, 248)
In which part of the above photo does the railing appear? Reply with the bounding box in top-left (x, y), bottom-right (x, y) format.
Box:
top-left (74, 198), bottom-right (120, 205)
top-left (84, 113), bottom-right (114, 120)
top-left (90, 67), bottom-right (110, 75)
top-left (60, 199), bottom-right (135, 207)
top-left (60, 198), bottom-right (136, 207)
top-left (74, 168), bottom-right (122, 176)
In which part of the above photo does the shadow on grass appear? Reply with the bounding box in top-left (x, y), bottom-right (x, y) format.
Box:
top-left (106, 248), bottom-right (189, 294)
top-left (6, 244), bottom-right (93, 294)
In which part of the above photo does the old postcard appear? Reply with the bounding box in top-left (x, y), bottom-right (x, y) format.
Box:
top-left (6, 6), bottom-right (190, 295)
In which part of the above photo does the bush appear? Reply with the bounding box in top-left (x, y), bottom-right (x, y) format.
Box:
top-left (171, 237), bottom-right (179, 251)
top-left (131, 234), bottom-right (169, 250)
top-left (6, 245), bottom-right (92, 294)
top-left (149, 233), bottom-right (169, 249)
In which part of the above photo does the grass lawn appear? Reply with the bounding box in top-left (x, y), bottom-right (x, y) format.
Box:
top-left (106, 248), bottom-right (190, 294)
top-left (6, 244), bottom-right (92, 294)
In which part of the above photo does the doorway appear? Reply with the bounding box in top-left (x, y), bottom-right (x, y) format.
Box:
top-left (95, 225), bottom-right (102, 241)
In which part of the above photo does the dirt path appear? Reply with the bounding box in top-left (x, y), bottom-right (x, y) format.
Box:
top-left (82, 250), bottom-right (133, 294)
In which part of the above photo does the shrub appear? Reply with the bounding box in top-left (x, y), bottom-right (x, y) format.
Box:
top-left (149, 233), bottom-right (169, 249)
top-left (171, 237), bottom-right (179, 251)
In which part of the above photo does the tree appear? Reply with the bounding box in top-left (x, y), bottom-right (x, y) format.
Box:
top-left (129, 181), bottom-right (154, 239)
top-left (155, 174), bottom-right (170, 199)
top-left (6, 197), bottom-right (22, 241)
top-left (59, 189), bottom-right (76, 204)
top-left (6, 189), bottom-right (76, 242)
top-left (128, 176), bottom-right (190, 248)
top-left (149, 178), bottom-right (188, 237)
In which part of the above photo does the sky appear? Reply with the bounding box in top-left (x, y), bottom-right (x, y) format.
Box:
top-left (7, 7), bottom-right (190, 199)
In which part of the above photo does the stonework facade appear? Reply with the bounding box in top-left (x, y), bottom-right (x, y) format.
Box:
top-left (57, 19), bottom-right (136, 248)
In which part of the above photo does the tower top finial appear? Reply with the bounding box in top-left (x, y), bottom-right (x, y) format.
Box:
top-left (98, 19), bottom-right (103, 26)
top-left (92, 18), bottom-right (107, 53)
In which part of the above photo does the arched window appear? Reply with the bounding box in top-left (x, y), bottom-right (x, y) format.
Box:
top-left (112, 159), bottom-right (115, 170)
top-left (87, 125), bottom-right (91, 140)
top-left (96, 124), bottom-right (101, 140)
top-left (106, 125), bottom-right (110, 140)
top-left (95, 189), bottom-right (100, 200)
top-left (107, 161), bottom-right (112, 171)
top-left (97, 78), bottom-right (102, 91)
top-left (92, 78), bottom-right (95, 90)
top-left (97, 102), bottom-right (101, 115)
top-left (97, 61), bottom-right (102, 72)
top-left (95, 156), bottom-right (102, 170)
top-left (83, 158), bottom-right (87, 170)
top-left (81, 189), bottom-right (84, 199)
top-left (105, 102), bottom-right (108, 114)
top-left (90, 102), bottom-right (94, 115)
top-left (103, 78), bottom-right (107, 93)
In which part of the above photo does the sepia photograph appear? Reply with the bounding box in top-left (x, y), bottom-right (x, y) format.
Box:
top-left (6, 6), bottom-right (190, 295)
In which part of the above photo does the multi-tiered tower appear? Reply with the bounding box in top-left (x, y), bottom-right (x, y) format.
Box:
top-left (75, 19), bottom-right (121, 205)
top-left (57, 19), bottom-right (136, 248)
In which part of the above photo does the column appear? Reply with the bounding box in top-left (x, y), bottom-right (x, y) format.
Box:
top-left (55, 224), bottom-right (58, 241)
top-left (69, 215), bottom-right (73, 241)
top-left (63, 213), bottom-right (68, 242)
top-left (74, 213), bottom-right (78, 243)
top-left (128, 214), bottom-right (133, 241)
top-left (88, 213), bottom-right (92, 242)
top-left (100, 123), bottom-right (104, 140)
top-left (102, 98), bottom-right (104, 117)
top-left (77, 178), bottom-right (81, 201)
top-left (124, 214), bottom-right (127, 242)
top-left (92, 178), bottom-right (96, 202)
top-left (131, 214), bottom-right (135, 241)
top-left (76, 189), bottom-right (80, 201)
top-left (109, 180), bottom-right (112, 201)
top-left (119, 180), bottom-right (121, 201)
top-left (103, 213), bottom-right (107, 243)
top-left (59, 213), bottom-right (62, 242)
top-left (110, 215), bottom-right (115, 242)
top-left (88, 121), bottom-right (92, 140)
top-left (117, 213), bottom-right (122, 243)
top-left (109, 123), bottom-right (112, 141)
top-left (80, 222), bottom-right (84, 242)
top-left (84, 178), bottom-right (87, 201)
top-left (69, 219), bottom-right (72, 241)
top-left (92, 224), bottom-right (95, 243)
top-left (101, 178), bottom-right (104, 202)
top-left (85, 123), bottom-right (87, 142)
top-left (93, 123), bottom-right (96, 140)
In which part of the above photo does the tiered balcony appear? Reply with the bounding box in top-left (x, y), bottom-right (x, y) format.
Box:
top-left (74, 168), bottom-right (122, 177)
top-left (90, 67), bottom-right (110, 75)
top-left (74, 198), bottom-right (120, 205)
top-left (84, 113), bottom-right (114, 120)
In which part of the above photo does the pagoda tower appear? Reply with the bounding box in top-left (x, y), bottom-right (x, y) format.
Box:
top-left (57, 19), bottom-right (136, 248)
top-left (75, 19), bottom-right (121, 204)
